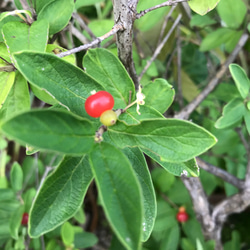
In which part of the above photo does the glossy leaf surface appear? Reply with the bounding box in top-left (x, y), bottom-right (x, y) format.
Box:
top-left (89, 142), bottom-right (143, 250)
top-left (142, 78), bottom-right (175, 114)
top-left (108, 119), bottom-right (217, 163)
top-left (83, 48), bottom-right (135, 108)
top-left (2, 20), bottom-right (48, 56)
top-left (13, 51), bottom-right (102, 116)
top-left (1, 109), bottom-right (95, 155)
top-left (122, 147), bottom-right (156, 241)
top-left (29, 156), bottom-right (93, 237)
top-left (229, 64), bottom-right (250, 99)
top-left (188, 0), bottom-right (220, 15)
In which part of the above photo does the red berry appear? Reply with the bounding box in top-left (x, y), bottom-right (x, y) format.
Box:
top-left (85, 91), bottom-right (114, 118)
top-left (21, 212), bottom-right (29, 226)
top-left (176, 207), bottom-right (188, 223)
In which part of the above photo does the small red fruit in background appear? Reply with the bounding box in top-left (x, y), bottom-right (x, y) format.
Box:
top-left (176, 206), bottom-right (189, 223)
top-left (21, 212), bottom-right (29, 226)
top-left (85, 91), bottom-right (114, 118)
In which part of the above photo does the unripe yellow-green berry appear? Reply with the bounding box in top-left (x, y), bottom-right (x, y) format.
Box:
top-left (100, 110), bottom-right (117, 126)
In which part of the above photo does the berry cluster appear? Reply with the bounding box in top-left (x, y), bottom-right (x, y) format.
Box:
top-left (85, 91), bottom-right (117, 127)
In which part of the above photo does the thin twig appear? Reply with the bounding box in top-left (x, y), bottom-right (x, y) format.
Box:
top-left (71, 25), bottom-right (89, 44)
top-left (176, 24), bottom-right (183, 108)
top-left (235, 128), bottom-right (250, 186)
top-left (138, 14), bottom-right (182, 82)
top-left (136, 0), bottom-right (189, 19)
top-left (19, 0), bottom-right (33, 23)
top-left (57, 23), bottom-right (124, 58)
top-left (72, 12), bottom-right (96, 40)
top-left (175, 33), bottom-right (249, 120)
top-left (196, 158), bottom-right (245, 190)
top-left (157, 5), bottom-right (176, 46)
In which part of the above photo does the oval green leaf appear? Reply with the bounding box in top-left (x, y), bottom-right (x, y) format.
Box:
top-left (144, 149), bottom-right (200, 177)
top-left (229, 64), bottom-right (250, 99)
top-left (1, 109), bottom-right (95, 155)
top-left (108, 119), bottom-right (217, 163)
top-left (89, 142), bottom-right (143, 250)
top-left (13, 51), bottom-right (103, 117)
top-left (188, 0), bottom-right (220, 15)
top-left (215, 98), bottom-right (246, 129)
top-left (9, 205), bottom-right (24, 240)
top-left (0, 71), bottom-right (30, 120)
top-left (83, 48), bottom-right (136, 108)
top-left (2, 20), bottom-right (48, 56)
top-left (142, 78), bottom-right (175, 114)
top-left (217, 0), bottom-right (247, 29)
top-left (29, 156), bottom-right (93, 237)
top-left (122, 147), bottom-right (156, 241)
top-left (37, 0), bottom-right (74, 35)
top-left (0, 71), bottom-right (15, 109)
top-left (61, 222), bottom-right (75, 246)
top-left (10, 162), bottom-right (23, 192)
top-left (119, 105), bottom-right (163, 126)
top-left (200, 28), bottom-right (239, 52)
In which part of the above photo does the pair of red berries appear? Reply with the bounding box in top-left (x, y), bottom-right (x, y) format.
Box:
top-left (176, 207), bottom-right (189, 223)
top-left (85, 91), bottom-right (117, 126)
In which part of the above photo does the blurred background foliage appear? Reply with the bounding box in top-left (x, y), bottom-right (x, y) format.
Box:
top-left (0, 0), bottom-right (250, 249)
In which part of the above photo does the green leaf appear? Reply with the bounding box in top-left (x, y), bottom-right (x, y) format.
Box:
top-left (75, 0), bottom-right (103, 8)
top-left (30, 45), bottom-right (76, 105)
top-left (0, 189), bottom-right (15, 201)
top-left (23, 188), bottom-right (37, 212)
top-left (119, 105), bottom-right (163, 126)
top-left (84, 20), bottom-right (114, 45)
top-left (2, 20), bottom-right (48, 56)
top-left (37, 0), bottom-right (74, 35)
top-left (144, 149), bottom-right (200, 177)
top-left (46, 44), bottom-right (75, 65)
top-left (200, 28), bottom-right (241, 52)
top-left (13, 51), bottom-right (102, 117)
top-left (142, 78), bottom-right (175, 114)
top-left (29, 156), bottom-right (93, 237)
top-left (215, 98), bottom-right (246, 129)
top-left (0, 71), bottom-right (15, 109)
top-left (160, 225), bottom-right (180, 250)
top-left (229, 64), bottom-right (250, 99)
top-left (151, 167), bottom-right (175, 192)
top-left (89, 142), bottom-right (143, 250)
top-left (244, 110), bottom-right (250, 135)
top-left (1, 109), bottom-right (95, 155)
top-left (188, 0), bottom-right (220, 15)
top-left (108, 119), bottom-right (217, 163)
top-left (217, 0), bottom-right (247, 29)
top-left (190, 14), bottom-right (217, 28)
top-left (9, 205), bottom-right (24, 239)
top-left (73, 207), bottom-right (85, 224)
top-left (74, 231), bottom-right (98, 248)
top-left (0, 15), bottom-right (20, 42)
top-left (10, 162), bottom-right (23, 192)
top-left (182, 219), bottom-right (205, 246)
top-left (0, 42), bottom-right (11, 63)
top-left (61, 222), bottom-right (75, 246)
top-left (83, 48), bottom-right (136, 108)
top-left (122, 147), bottom-right (156, 242)
top-left (0, 72), bottom-right (30, 120)
top-left (34, 0), bottom-right (54, 14)
top-left (136, 0), bottom-right (169, 31)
